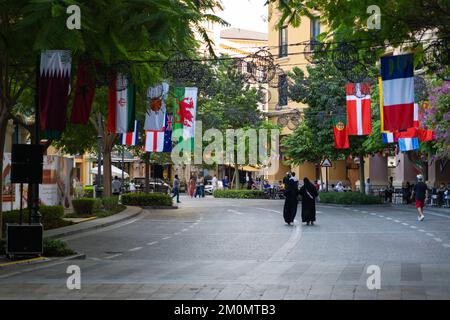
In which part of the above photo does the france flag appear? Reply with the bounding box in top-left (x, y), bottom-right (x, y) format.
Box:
top-left (381, 54), bottom-right (415, 131)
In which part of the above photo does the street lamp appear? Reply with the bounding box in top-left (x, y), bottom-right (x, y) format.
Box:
top-left (95, 113), bottom-right (103, 198)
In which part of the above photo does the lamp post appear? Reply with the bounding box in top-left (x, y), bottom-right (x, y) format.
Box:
top-left (95, 113), bottom-right (103, 198)
top-left (29, 56), bottom-right (41, 224)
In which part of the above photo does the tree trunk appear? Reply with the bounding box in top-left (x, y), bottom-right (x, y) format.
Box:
top-left (144, 154), bottom-right (150, 193)
top-left (234, 162), bottom-right (240, 189)
top-left (359, 154), bottom-right (365, 194)
top-left (102, 133), bottom-right (116, 197)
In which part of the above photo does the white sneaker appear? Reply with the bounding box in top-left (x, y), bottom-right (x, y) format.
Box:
top-left (419, 215), bottom-right (425, 221)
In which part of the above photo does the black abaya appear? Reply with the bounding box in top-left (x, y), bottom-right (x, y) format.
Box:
top-left (300, 184), bottom-right (318, 223)
top-left (283, 180), bottom-right (299, 224)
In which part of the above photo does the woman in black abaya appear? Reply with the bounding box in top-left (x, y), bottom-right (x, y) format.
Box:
top-left (299, 177), bottom-right (318, 225)
top-left (283, 173), bottom-right (299, 225)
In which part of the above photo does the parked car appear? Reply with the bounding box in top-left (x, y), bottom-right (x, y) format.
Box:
top-left (204, 180), bottom-right (223, 195)
top-left (132, 178), bottom-right (171, 194)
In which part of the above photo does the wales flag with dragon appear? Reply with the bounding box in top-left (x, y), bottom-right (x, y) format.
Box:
top-left (172, 87), bottom-right (198, 152)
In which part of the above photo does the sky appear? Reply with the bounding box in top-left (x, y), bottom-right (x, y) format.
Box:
top-left (218, 0), bottom-right (268, 33)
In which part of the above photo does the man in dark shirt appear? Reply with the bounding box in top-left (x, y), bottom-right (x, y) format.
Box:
top-left (412, 175), bottom-right (428, 221)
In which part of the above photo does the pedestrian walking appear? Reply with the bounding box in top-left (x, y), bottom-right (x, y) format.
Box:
top-left (365, 178), bottom-right (371, 195)
top-left (283, 172), bottom-right (299, 226)
top-left (412, 174), bottom-right (428, 221)
top-left (189, 176), bottom-right (196, 198)
top-left (195, 175), bottom-right (204, 198)
top-left (112, 176), bottom-right (122, 196)
top-left (129, 181), bottom-right (136, 193)
top-left (172, 174), bottom-right (181, 203)
top-left (299, 177), bottom-right (319, 226)
top-left (212, 175), bottom-right (218, 192)
top-left (385, 176), bottom-right (394, 202)
top-left (222, 176), bottom-right (229, 189)
top-left (247, 175), bottom-right (253, 190)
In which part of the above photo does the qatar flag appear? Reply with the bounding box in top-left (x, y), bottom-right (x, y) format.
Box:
top-left (346, 83), bottom-right (372, 135)
top-left (39, 50), bottom-right (71, 132)
top-left (380, 54), bottom-right (415, 131)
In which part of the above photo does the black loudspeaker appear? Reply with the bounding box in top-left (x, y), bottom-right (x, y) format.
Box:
top-left (6, 224), bottom-right (43, 257)
top-left (11, 144), bottom-right (43, 184)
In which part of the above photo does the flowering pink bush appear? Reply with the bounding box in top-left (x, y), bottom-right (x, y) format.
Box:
top-left (421, 81), bottom-right (450, 159)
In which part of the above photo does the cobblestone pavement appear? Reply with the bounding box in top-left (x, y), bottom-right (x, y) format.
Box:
top-left (1, 196), bottom-right (449, 300)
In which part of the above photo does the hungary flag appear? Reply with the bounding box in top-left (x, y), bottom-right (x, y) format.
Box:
top-left (333, 117), bottom-right (350, 149)
top-left (172, 87), bottom-right (198, 151)
top-left (108, 73), bottom-right (136, 134)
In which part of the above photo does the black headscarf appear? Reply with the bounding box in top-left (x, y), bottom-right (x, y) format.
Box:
top-left (303, 177), bottom-right (316, 194)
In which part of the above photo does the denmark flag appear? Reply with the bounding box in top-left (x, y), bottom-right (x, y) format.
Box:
top-left (346, 83), bottom-right (372, 136)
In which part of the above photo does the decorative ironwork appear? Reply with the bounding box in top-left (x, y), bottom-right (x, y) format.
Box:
top-left (332, 42), bottom-right (359, 72)
top-left (304, 40), bottom-right (326, 64)
top-left (342, 63), bottom-right (371, 84)
top-left (249, 49), bottom-right (276, 84)
top-left (163, 51), bottom-right (193, 82)
top-left (269, 66), bottom-right (287, 89)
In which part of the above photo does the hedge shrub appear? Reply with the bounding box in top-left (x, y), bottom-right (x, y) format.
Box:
top-left (319, 192), bottom-right (382, 205)
top-left (83, 185), bottom-right (94, 198)
top-left (121, 192), bottom-right (173, 207)
top-left (213, 189), bottom-right (269, 199)
top-left (43, 238), bottom-right (76, 257)
top-left (1, 206), bottom-right (71, 236)
top-left (72, 198), bottom-right (100, 215)
top-left (101, 196), bottom-right (120, 211)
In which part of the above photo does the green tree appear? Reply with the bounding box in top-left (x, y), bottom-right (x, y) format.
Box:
top-left (270, 0), bottom-right (449, 46)
top-left (197, 59), bottom-right (270, 188)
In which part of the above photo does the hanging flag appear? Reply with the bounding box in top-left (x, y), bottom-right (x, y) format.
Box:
top-left (71, 60), bottom-right (96, 124)
top-left (380, 54), bottom-right (415, 131)
top-left (381, 132), bottom-right (398, 144)
top-left (172, 87), bottom-right (198, 151)
top-left (119, 120), bottom-right (140, 146)
top-left (144, 82), bottom-right (169, 130)
top-left (417, 129), bottom-right (434, 142)
top-left (107, 73), bottom-right (136, 134)
top-left (396, 127), bottom-right (418, 139)
top-left (413, 103), bottom-right (420, 127)
top-left (333, 117), bottom-right (349, 149)
top-left (346, 82), bottom-right (372, 135)
top-left (163, 115), bottom-right (173, 152)
top-left (398, 137), bottom-right (419, 152)
top-left (39, 50), bottom-right (72, 132)
top-left (145, 114), bottom-right (173, 153)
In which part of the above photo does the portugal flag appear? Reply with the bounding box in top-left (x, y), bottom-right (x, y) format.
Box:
top-left (346, 83), bottom-right (372, 135)
top-left (333, 117), bottom-right (349, 149)
top-left (107, 73), bottom-right (136, 134)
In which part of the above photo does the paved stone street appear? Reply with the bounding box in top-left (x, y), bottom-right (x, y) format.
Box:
top-left (1, 196), bottom-right (450, 300)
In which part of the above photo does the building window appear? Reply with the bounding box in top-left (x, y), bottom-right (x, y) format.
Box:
top-left (278, 74), bottom-right (288, 106)
top-left (279, 26), bottom-right (288, 57)
top-left (311, 17), bottom-right (320, 41)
